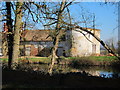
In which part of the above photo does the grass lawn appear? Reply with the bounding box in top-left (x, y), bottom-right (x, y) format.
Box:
top-left (0, 56), bottom-right (51, 63)
top-left (19, 57), bottom-right (51, 63)
top-left (0, 56), bottom-right (118, 64)
top-left (86, 56), bottom-right (118, 61)
top-left (65, 56), bottom-right (118, 61)
top-left (0, 58), bottom-right (8, 61)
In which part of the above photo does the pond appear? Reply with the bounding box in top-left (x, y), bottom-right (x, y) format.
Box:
top-left (7, 63), bottom-right (120, 78)
top-left (100, 71), bottom-right (120, 78)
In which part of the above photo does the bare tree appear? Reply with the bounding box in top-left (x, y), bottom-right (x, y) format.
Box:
top-left (1, 2), bottom-right (14, 68)
top-left (63, 2), bottom-right (120, 60)
top-left (6, 2), bottom-right (13, 68)
top-left (47, 0), bottom-right (74, 75)
top-left (71, 25), bottom-right (120, 60)
top-left (12, 2), bottom-right (23, 64)
top-left (118, 41), bottom-right (120, 56)
top-left (1, 2), bottom-right (47, 67)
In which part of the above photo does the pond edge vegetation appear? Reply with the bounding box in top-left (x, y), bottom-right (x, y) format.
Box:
top-left (1, 56), bottom-right (120, 68)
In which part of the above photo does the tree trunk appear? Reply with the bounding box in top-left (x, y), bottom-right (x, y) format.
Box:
top-left (6, 2), bottom-right (13, 69)
top-left (48, 0), bottom-right (66, 75)
top-left (48, 33), bottom-right (62, 74)
top-left (118, 41), bottom-right (120, 56)
top-left (2, 33), bottom-right (8, 57)
top-left (12, 2), bottom-right (23, 64)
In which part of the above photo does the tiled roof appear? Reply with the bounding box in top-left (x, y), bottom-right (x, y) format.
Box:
top-left (0, 32), bottom-right (2, 41)
top-left (21, 30), bottom-right (53, 41)
top-left (20, 28), bottom-right (100, 42)
top-left (0, 32), bottom-right (2, 47)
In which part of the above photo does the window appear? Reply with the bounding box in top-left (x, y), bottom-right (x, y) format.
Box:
top-left (25, 47), bottom-right (31, 56)
top-left (92, 44), bottom-right (96, 54)
top-left (0, 48), bottom-right (2, 52)
top-left (60, 34), bottom-right (66, 41)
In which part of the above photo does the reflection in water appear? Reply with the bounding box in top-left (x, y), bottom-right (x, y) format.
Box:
top-left (85, 70), bottom-right (100, 77)
top-left (100, 71), bottom-right (120, 78)
top-left (100, 71), bottom-right (113, 78)
top-left (6, 63), bottom-right (120, 78)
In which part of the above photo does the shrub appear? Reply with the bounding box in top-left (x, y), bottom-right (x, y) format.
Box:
top-left (68, 57), bottom-right (94, 68)
top-left (68, 56), bottom-right (119, 68)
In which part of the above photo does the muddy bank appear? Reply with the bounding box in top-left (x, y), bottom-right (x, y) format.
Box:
top-left (2, 67), bottom-right (120, 89)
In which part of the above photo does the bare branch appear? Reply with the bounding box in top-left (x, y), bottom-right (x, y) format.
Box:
top-left (30, 2), bottom-right (46, 8)
top-left (44, 21), bottom-right (57, 26)
top-left (63, 0), bottom-right (75, 11)
top-left (74, 26), bottom-right (120, 60)
top-left (24, 4), bottom-right (37, 22)
top-left (75, 29), bottom-right (93, 43)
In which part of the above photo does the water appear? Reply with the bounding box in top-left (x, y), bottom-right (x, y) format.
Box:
top-left (3, 63), bottom-right (120, 78)
top-left (100, 71), bottom-right (120, 78)
top-left (100, 71), bottom-right (113, 78)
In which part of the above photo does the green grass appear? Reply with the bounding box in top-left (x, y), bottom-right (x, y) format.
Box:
top-left (0, 57), bottom-right (51, 63)
top-left (0, 58), bottom-right (8, 61)
top-left (67, 56), bottom-right (119, 67)
top-left (24, 57), bottom-right (51, 63)
top-left (87, 56), bottom-right (118, 61)
top-left (65, 56), bottom-right (118, 61)
top-left (0, 56), bottom-right (118, 64)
